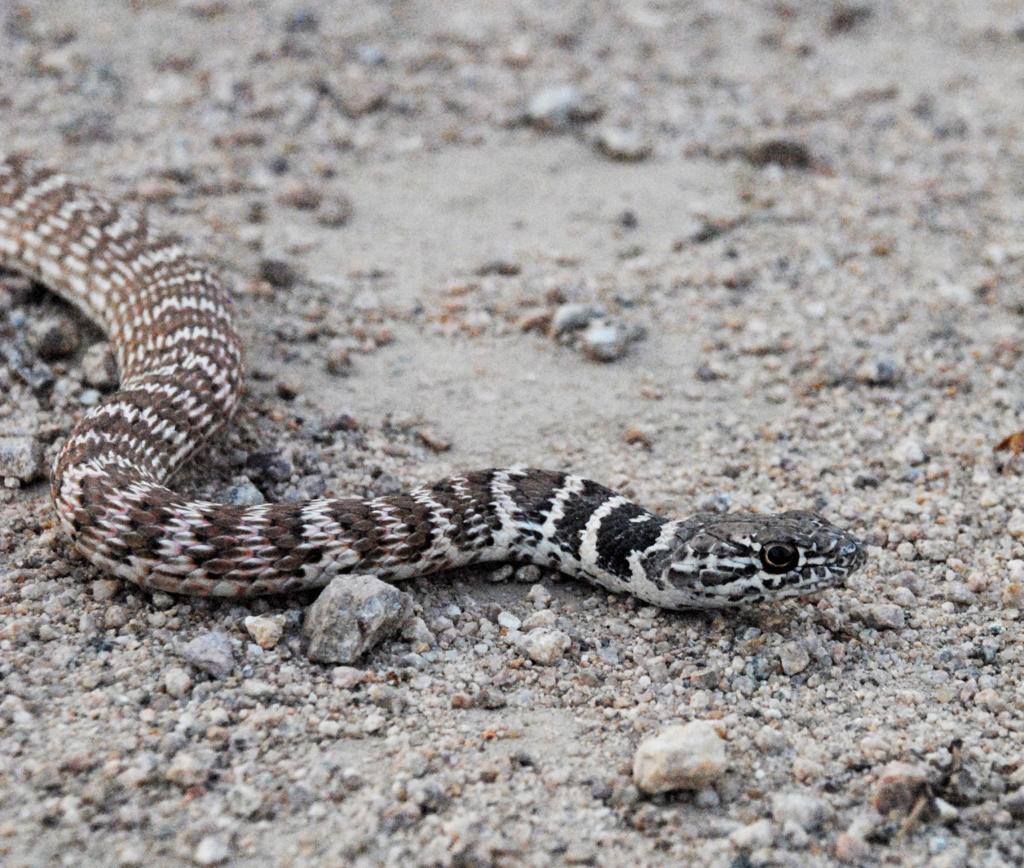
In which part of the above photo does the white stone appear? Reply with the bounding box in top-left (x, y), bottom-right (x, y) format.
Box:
top-left (517, 627), bottom-right (570, 665)
top-left (632, 720), bottom-right (728, 794)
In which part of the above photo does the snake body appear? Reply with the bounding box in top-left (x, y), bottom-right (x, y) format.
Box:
top-left (0, 155), bottom-right (865, 608)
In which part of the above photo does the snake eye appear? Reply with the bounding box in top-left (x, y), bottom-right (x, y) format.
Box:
top-left (761, 543), bottom-right (799, 573)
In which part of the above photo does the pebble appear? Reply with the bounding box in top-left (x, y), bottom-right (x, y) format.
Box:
top-left (225, 478), bottom-right (265, 506)
top-left (193, 834), bottom-right (232, 866)
top-left (871, 761), bottom-right (929, 814)
top-left (1003, 787), bottom-right (1024, 820)
top-left (30, 315), bottom-right (80, 360)
top-left (179, 631), bottom-right (236, 678)
top-left (893, 438), bottom-right (927, 465)
top-left (0, 436), bottom-right (42, 483)
top-left (551, 303), bottom-right (605, 334)
top-left (496, 611), bottom-right (521, 631)
top-left (863, 603), bottom-right (905, 630)
top-left (81, 342), bottom-right (117, 389)
top-left (244, 615), bottom-right (283, 649)
top-left (91, 579), bottom-right (120, 601)
top-left (259, 257), bottom-right (298, 288)
top-left (730, 818), bottom-right (775, 850)
top-left (527, 84), bottom-right (588, 129)
top-left (521, 610), bottom-right (558, 631)
top-left (580, 318), bottom-right (631, 362)
top-left (593, 127), bottom-right (651, 162)
top-left (771, 791), bottom-right (830, 831)
top-left (517, 627), bottom-right (570, 664)
top-left (277, 180), bottom-right (322, 210)
top-left (165, 751), bottom-right (210, 787)
top-left (164, 666), bottom-right (193, 698)
top-left (778, 641), bottom-right (811, 676)
top-left (328, 666), bottom-right (363, 690)
top-left (743, 139), bottom-right (813, 169)
top-left (303, 575), bottom-right (413, 663)
top-left (317, 192), bottom-right (354, 227)
top-left (632, 720), bottom-right (728, 794)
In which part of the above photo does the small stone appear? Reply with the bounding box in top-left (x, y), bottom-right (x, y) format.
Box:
top-left (744, 139), bottom-right (813, 169)
top-left (164, 666), bottom-right (193, 698)
top-left (475, 259), bottom-right (521, 277)
top-left (580, 318), bottom-right (631, 362)
top-left (325, 339), bottom-right (352, 376)
top-left (180, 631), bottom-right (236, 678)
top-left (1003, 787), bottom-right (1024, 820)
top-left (551, 303), bottom-right (605, 334)
top-left (317, 192), bottom-right (354, 227)
top-left (363, 712), bottom-right (386, 733)
top-left (778, 641), bottom-right (811, 676)
top-left (527, 84), bottom-right (592, 130)
top-left (834, 831), bottom-right (871, 864)
top-left (594, 127), bottom-right (652, 161)
top-left (244, 615), bottom-right (283, 649)
top-left (521, 610), bottom-right (558, 631)
top-left (771, 791), bottom-right (830, 831)
top-left (91, 579), bottom-right (121, 601)
top-left (632, 720), bottom-right (728, 794)
top-left (193, 834), bottom-right (232, 866)
top-left (104, 605), bottom-right (128, 629)
top-left (401, 616), bottom-right (435, 651)
top-left (496, 611), bottom-right (521, 631)
top-left (259, 257), bottom-right (297, 288)
top-left (893, 438), bottom-right (926, 465)
top-left (278, 180), bottom-right (322, 210)
top-left (30, 315), bottom-right (80, 360)
top-left (0, 436), bottom-right (42, 483)
top-left (517, 627), bottom-right (570, 665)
top-left (730, 818), bottom-right (775, 850)
top-left (871, 761), bottom-right (929, 814)
top-left (864, 603), bottom-right (905, 630)
top-left (303, 575), bottom-right (413, 663)
top-left (81, 342), bottom-right (118, 389)
top-left (330, 665), bottom-right (364, 689)
top-left (165, 751), bottom-right (210, 787)
top-left (224, 478), bottom-right (265, 507)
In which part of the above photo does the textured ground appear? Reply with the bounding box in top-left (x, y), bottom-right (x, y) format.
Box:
top-left (2, 1), bottom-right (1024, 865)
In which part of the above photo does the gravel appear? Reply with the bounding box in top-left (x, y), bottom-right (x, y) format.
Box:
top-left (3, 1), bottom-right (1024, 865)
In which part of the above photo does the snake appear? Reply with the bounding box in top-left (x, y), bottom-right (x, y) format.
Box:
top-left (0, 154), bottom-right (866, 609)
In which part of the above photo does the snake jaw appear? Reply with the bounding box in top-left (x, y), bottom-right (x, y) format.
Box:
top-left (649, 511), bottom-right (866, 609)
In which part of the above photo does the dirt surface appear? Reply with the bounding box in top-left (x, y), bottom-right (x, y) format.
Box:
top-left (2, 1), bottom-right (1024, 866)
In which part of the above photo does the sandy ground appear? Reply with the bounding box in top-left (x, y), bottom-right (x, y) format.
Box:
top-left (2, 1), bottom-right (1024, 865)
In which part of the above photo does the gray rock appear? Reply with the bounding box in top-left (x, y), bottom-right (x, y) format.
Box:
top-left (517, 627), bottom-right (570, 664)
top-left (179, 631), bottom-right (236, 678)
top-left (30, 314), bottom-right (80, 360)
top-left (303, 574), bottom-right (413, 663)
top-left (632, 720), bottom-right (728, 794)
top-left (0, 435), bottom-right (42, 483)
top-left (527, 84), bottom-right (594, 130)
top-left (193, 834), bottom-right (232, 866)
top-left (551, 303), bottom-right (605, 334)
top-left (864, 603), bottom-right (906, 630)
top-left (594, 127), bottom-right (652, 162)
top-left (164, 666), bottom-right (193, 698)
top-left (580, 318), bottom-right (631, 362)
top-left (778, 641), bottom-right (811, 676)
top-left (81, 342), bottom-right (118, 389)
top-left (225, 477), bottom-right (265, 506)
top-left (771, 791), bottom-right (830, 831)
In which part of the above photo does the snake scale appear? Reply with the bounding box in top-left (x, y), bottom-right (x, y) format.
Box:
top-left (0, 154), bottom-right (865, 609)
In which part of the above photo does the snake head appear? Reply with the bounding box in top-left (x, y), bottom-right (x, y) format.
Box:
top-left (648, 510), bottom-right (865, 609)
